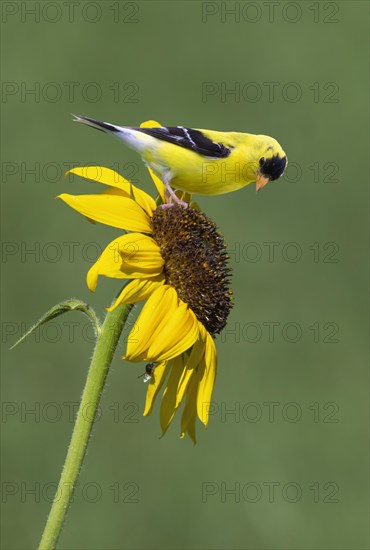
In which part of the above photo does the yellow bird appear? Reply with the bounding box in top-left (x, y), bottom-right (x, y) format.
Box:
top-left (72, 115), bottom-right (287, 201)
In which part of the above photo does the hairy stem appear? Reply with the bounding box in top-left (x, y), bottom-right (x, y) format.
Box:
top-left (39, 303), bottom-right (133, 550)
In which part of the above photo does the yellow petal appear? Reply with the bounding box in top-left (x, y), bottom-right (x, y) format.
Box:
top-left (147, 300), bottom-right (199, 362)
top-left (140, 120), bottom-right (162, 128)
top-left (159, 355), bottom-right (184, 435)
top-left (66, 166), bottom-right (132, 193)
top-left (147, 167), bottom-right (166, 203)
top-left (176, 190), bottom-right (193, 204)
top-left (58, 193), bottom-right (152, 233)
top-left (66, 166), bottom-right (156, 217)
top-left (175, 336), bottom-right (206, 407)
top-left (180, 374), bottom-right (198, 443)
top-left (101, 186), bottom-right (156, 218)
top-left (86, 234), bottom-right (164, 292)
top-left (130, 186), bottom-right (156, 217)
top-left (175, 364), bottom-right (195, 410)
top-left (143, 360), bottom-right (171, 416)
top-left (100, 187), bottom-right (129, 196)
top-left (124, 285), bottom-right (178, 361)
top-left (87, 263), bottom-right (101, 292)
top-left (197, 332), bottom-right (217, 426)
top-left (107, 276), bottom-right (165, 311)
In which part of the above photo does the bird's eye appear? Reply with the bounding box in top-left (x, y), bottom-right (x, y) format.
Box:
top-left (259, 157), bottom-right (265, 166)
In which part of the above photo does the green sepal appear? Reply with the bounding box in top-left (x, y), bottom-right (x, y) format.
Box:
top-left (10, 299), bottom-right (101, 350)
top-left (155, 193), bottom-right (164, 206)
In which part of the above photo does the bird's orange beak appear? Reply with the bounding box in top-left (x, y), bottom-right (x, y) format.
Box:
top-left (256, 172), bottom-right (270, 193)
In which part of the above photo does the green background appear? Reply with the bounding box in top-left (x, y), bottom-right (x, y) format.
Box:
top-left (1, 1), bottom-right (369, 548)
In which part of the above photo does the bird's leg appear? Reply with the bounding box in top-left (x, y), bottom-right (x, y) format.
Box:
top-left (162, 179), bottom-right (188, 208)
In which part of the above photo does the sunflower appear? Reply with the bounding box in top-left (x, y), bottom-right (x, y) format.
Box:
top-left (59, 165), bottom-right (233, 442)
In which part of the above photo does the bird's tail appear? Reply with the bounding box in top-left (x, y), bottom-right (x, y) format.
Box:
top-left (71, 114), bottom-right (122, 134)
top-left (71, 114), bottom-right (158, 155)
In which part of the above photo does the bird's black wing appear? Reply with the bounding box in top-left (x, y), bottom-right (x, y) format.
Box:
top-left (136, 126), bottom-right (231, 158)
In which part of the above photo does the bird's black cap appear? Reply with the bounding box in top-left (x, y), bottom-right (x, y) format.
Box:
top-left (260, 155), bottom-right (287, 181)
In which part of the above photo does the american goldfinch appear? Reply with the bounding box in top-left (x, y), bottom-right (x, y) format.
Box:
top-left (72, 115), bottom-right (287, 199)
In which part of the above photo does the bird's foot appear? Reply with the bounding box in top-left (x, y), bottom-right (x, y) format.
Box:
top-left (159, 201), bottom-right (188, 210)
top-left (163, 183), bottom-right (189, 209)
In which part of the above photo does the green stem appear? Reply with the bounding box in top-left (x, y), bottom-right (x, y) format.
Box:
top-left (39, 303), bottom-right (133, 550)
